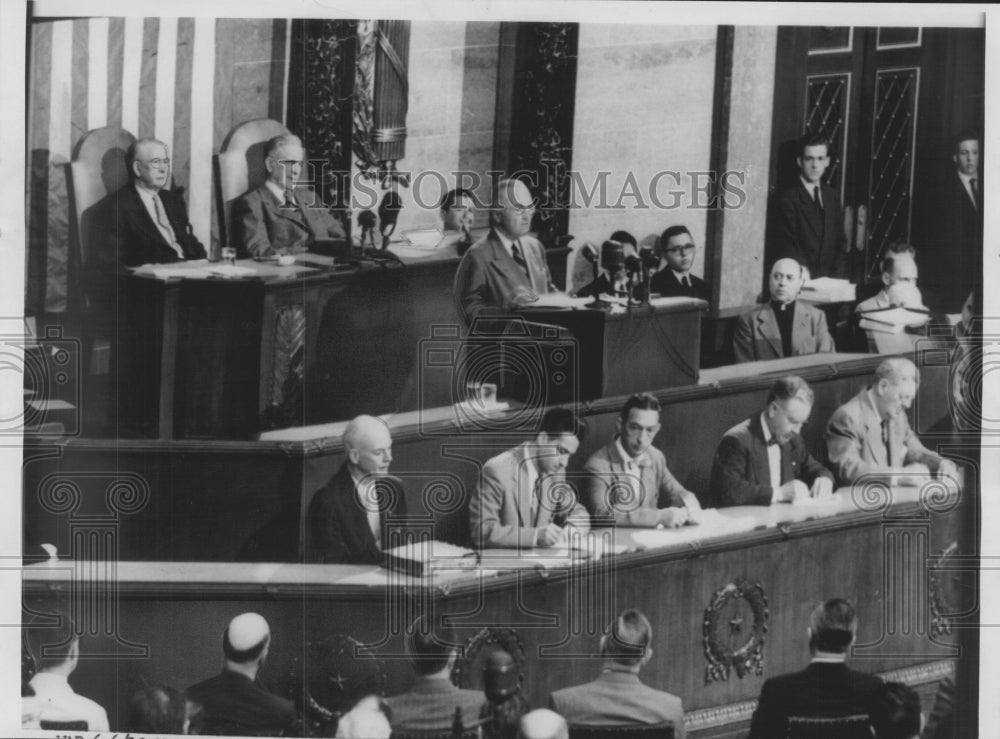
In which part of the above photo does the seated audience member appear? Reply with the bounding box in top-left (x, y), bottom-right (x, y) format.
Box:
top-left (22, 615), bottom-right (110, 730)
top-left (650, 225), bottom-right (710, 301)
top-left (336, 695), bottom-right (392, 739)
top-left (710, 376), bottom-right (834, 507)
top-left (733, 257), bottom-right (835, 362)
top-left (869, 682), bottom-right (922, 739)
top-left (87, 137), bottom-right (207, 271)
top-left (129, 685), bottom-right (202, 735)
top-left (305, 415), bottom-right (407, 564)
top-left (951, 288), bottom-right (982, 433)
top-left (856, 243), bottom-right (919, 314)
top-left (385, 616), bottom-right (487, 732)
top-left (187, 612), bottom-right (295, 736)
top-left (454, 177), bottom-right (557, 325)
top-left (470, 407), bottom-right (591, 549)
top-left (549, 609), bottom-right (685, 736)
top-left (825, 358), bottom-right (958, 487)
top-left (574, 240), bottom-right (629, 299)
top-left (748, 599), bottom-right (882, 739)
top-left (230, 133), bottom-right (346, 258)
top-left (920, 676), bottom-right (955, 739)
top-left (609, 229), bottom-right (639, 259)
top-left (585, 393), bottom-right (702, 527)
top-left (440, 187), bottom-right (476, 253)
top-left (519, 709), bottom-right (569, 739)
top-left (481, 650), bottom-right (530, 739)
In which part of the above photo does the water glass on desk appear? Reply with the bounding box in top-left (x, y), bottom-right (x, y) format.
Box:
top-left (221, 246), bottom-right (236, 265)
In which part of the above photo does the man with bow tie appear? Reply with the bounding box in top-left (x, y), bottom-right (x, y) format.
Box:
top-left (710, 376), bottom-right (833, 508)
top-left (585, 393), bottom-right (702, 527)
top-left (469, 407), bottom-right (590, 549)
top-left (825, 358), bottom-right (958, 487)
top-left (230, 133), bottom-right (345, 258)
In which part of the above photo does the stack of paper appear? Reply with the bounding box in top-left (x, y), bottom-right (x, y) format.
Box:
top-left (526, 293), bottom-right (595, 309)
top-left (799, 277), bottom-right (856, 303)
top-left (382, 540), bottom-right (479, 577)
top-left (859, 306), bottom-right (930, 334)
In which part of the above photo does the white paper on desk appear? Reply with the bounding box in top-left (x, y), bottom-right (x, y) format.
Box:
top-left (648, 296), bottom-right (706, 309)
top-left (400, 227), bottom-right (444, 249)
top-left (132, 265), bottom-right (214, 279)
top-left (527, 293), bottom-right (595, 309)
top-left (204, 265), bottom-right (258, 278)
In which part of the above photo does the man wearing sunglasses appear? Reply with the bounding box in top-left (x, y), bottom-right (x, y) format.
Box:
top-left (650, 225), bottom-right (710, 301)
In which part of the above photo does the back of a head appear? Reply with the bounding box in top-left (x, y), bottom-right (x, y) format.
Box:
top-left (25, 615), bottom-right (78, 673)
top-left (601, 609), bottom-right (652, 667)
top-left (223, 612), bottom-right (270, 664)
top-left (609, 230), bottom-right (637, 250)
top-left (539, 407), bottom-right (585, 441)
top-left (875, 357), bottom-right (918, 388)
top-left (869, 682), bottom-right (921, 739)
top-left (128, 685), bottom-right (195, 734)
top-left (336, 695), bottom-right (392, 739)
top-left (407, 616), bottom-right (456, 676)
top-left (519, 708), bottom-right (568, 739)
top-left (808, 598), bottom-right (857, 653)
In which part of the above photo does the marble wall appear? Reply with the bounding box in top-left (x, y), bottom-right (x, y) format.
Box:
top-left (568, 25), bottom-right (718, 277)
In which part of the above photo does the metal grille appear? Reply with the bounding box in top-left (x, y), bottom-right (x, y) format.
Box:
top-left (805, 74), bottom-right (848, 192)
top-left (866, 68), bottom-right (918, 279)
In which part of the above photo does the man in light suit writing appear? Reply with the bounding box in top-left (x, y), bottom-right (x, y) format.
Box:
top-left (469, 408), bottom-right (590, 549)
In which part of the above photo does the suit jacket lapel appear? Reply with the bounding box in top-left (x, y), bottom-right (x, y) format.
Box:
top-left (487, 232), bottom-right (528, 287)
top-left (263, 185), bottom-right (308, 229)
top-left (860, 391), bottom-right (888, 466)
top-left (800, 185), bottom-right (823, 240)
top-left (757, 306), bottom-right (784, 357)
top-left (124, 185), bottom-right (173, 256)
top-left (749, 416), bottom-right (775, 486)
top-left (791, 303), bottom-right (812, 357)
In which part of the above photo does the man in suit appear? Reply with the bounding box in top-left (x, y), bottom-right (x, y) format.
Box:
top-left (869, 683), bottom-right (922, 739)
top-left (187, 613), bottom-right (296, 737)
top-left (469, 407), bottom-right (591, 549)
top-left (825, 357), bottom-right (958, 487)
top-left (548, 609), bottom-right (685, 736)
top-left (710, 376), bottom-right (834, 507)
top-left (22, 614), bottom-right (110, 731)
top-left (574, 240), bottom-right (629, 299)
top-left (385, 616), bottom-right (487, 732)
top-left (650, 225), bottom-right (710, 301)
top-left (585, 393), bottom-right (702, 527)
top-left (230, 133), bottom-right (346, 258)
top-left (453, 177), bottom-right (557, 325)
top-left (439, 187), bottom-right (476, 254)
top-left (748, 599), bottom-right (883, 739)
top-left (855, 243), bottom-right (920, 314)
top-left (87, 137), bottom-right (207, 270)
top-left (520, 710), bottom-right (569, 739)
top-left (771, 132), bottom-right (847, 279)
top-left (733, 257), bottom-right (836, 362)
top-left (305, 415), bottom-right (408, 564)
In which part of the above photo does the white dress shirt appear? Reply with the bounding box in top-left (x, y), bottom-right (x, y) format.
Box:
top-left (23, 672), bottom-right (110, 731)
top-left (760, 412), bottom-right (783, 501)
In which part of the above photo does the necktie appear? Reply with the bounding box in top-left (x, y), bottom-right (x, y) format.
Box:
top-left (813, 185), bottom-right (823, 212)
top-left (283, 189), bottom-right (297, 209)
top-left (682, 275), bottom-right (690, 288)
top-left (531, 477), bottom-right (542, 525)
top-left (153, 194), bottom-right (185, 258)
top-left (970, 178), bottom-right (978, 208)
top-left (512, 240), bottom-right (531, 281)
top-left (881, 420), bottom-right (890, 449)
top-left (767, 436), bottom-right (780, 447)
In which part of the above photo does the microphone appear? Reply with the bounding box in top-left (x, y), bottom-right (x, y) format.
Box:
top-left (377, 191), bottom-right (403, 250)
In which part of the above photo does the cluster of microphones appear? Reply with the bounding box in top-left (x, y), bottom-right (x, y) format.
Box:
top-left (580, 238), bottom-right (661, 303)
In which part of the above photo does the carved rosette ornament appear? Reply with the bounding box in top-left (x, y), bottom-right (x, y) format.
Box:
top-left (452, 627), bottom-right (526, 691)
top-left (703, 578), bottom-right (769, 684)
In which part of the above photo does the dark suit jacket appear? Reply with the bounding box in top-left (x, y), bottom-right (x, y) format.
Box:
top-left (304, 465), bottom-right (408, 564)
top-left (733, 301), bottom-right (835, 362)
top-left (710, 414), bottom-right (834, 507)
top-left (773, 182), bottom-right (846, 278)
top-left (931, 171), bottom-right (982, 311)
top-left (574, 272), bottom-right (627, 299)
top-left (385, 676), bottom-right (487, 732)
top-left (187, 669), bottom-right (295, 737)
top-left (650, 268), bottom-right (710, 302)
top-left (747, 662), bottom-right (882, 739)
top-left (230, 183), bottom-right (346, 258)
top-left (549, 669), bottom-right (685, 737)
top-left (453, 230), bottom-right (555, 325)
top-left (88, 183), bottom-right (207, 270)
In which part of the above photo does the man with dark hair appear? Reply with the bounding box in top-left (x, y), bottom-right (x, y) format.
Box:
top-left (439, 188), bottom-right (476, 254)
top-left (454, 177), bottom-right (557, 325)
top-left (87, 137), bottom-right (207, 270)
top-left (548, 609), bottom-right (685, 736)
top-left (305, 414), bottom-right (408, 564)
top-left (231, 133), bottom-right (346, 258)
top-left (470, 407), bottom-right (591, 548)
top-left (771, 132), bottom-right (847, 279)
top-left (585, 393), bottom-right (702, 527)
top-left (385, 616), bottom-right (487, 732)
top-left (711, 376), bottom-right (834, 507)
top-left (650, 225), bottom-right (710, 301)
top-left (128, 685), bottom-right (201, 735)
top-left (869, 682), bottom-right (922, 739)
top-left (856, 243), bottom-right (920, 313)
top-left (608, 230), bottom-right (638, 257)
top-left (574, 240), bottom-right (629, 299)
top-left (748, 599), bottom-right (883, 739)
top-left (22, 615), bottom-right (110, 730)
top-left (734, 258), bottom-right (835, 362)
top-left (187, 612), bottom-right (295, 736)
top-left (826, 357), bottom-right (958, 486)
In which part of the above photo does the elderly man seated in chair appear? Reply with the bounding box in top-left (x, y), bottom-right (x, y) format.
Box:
top-left (230, 133), bottom-right (346, 258)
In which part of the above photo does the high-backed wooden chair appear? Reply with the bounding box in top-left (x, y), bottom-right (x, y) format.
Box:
top-left (215, 118), bottom-right (290, 247)
top-left (565, 239), bottom-right (598, 295)
top-left (786, 713), bottom-right (872, 739)
top-left (67, 126), bottom-right (136, 376)
top-left (568, 721), bottom-right (675, 739)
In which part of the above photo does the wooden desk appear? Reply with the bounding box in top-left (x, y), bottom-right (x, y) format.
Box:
top-left (22, 484), bottom-right (972, 738)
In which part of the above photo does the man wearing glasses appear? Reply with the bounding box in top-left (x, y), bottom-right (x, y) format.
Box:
top-left (89, 137), bottom-right (206, 270)
top-left (650, 225), bottom-right (710, 301)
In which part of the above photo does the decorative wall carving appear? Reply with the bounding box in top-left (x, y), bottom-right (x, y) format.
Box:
top-left (703, 578), bottom-right (768, 684)
top-left (260, 304), bottom-right (306, 430)
top-left (453, 627), bottom-right (526, 691)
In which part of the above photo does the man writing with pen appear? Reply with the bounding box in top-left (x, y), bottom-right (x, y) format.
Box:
top-left (470, 408), bottom-right (591, 549)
